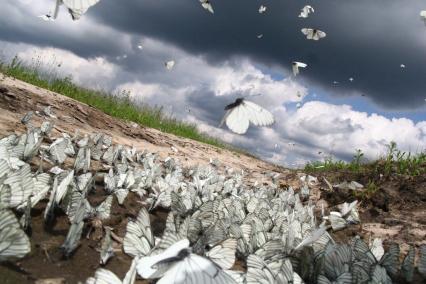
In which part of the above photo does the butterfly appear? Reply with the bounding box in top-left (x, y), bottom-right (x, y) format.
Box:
top-left (219, 98), bottom-right (274, 134)
top-left (136, 239), bottom-right (236, 284)
top-left (259, 5), bottom-right (267, 14)
top-left (199, 0), bottom-right (214, 14)
top-left (0, 209), bottom-right (31, 261)
top-left (299, 5), bottom-right (314, 18)
top-left (165, 60), bottom-right (176, 70)
top-left (86, 257), bottom-right (138, 284)
top-left (421, 10), bottom-right (426, 25)
top-left (301, 28), bottom-right (327, 40)
top-left (292, 62), bottom-right (307, 76)
top-left (40, 0), bottom-right (101, 21)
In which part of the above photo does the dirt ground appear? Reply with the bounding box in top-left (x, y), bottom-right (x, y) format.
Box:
top-left (0, 74), bottom-right (425, 283)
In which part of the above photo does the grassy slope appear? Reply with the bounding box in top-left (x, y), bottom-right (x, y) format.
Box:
top-left (0, 56), bottom-right (236, 151)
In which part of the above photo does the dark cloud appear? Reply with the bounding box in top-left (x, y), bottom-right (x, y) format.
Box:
top-left (88, 0), bottom-right (426, 109)
top-left (1, 1), bottom-right (425, 109)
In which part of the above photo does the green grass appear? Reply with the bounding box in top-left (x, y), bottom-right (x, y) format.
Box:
top-left (0, 56), bottom-right (239, 151)
top-left (305, 142), bottom-right (426, 177)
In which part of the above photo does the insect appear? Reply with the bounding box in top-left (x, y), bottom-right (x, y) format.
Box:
top-left (292, 62), bottom-right (307, 76)
top-left (39, 0), bottom-right (101, 21)
top-left (199, 0), bottom-right (214, 14)
top-left (301, 28), bottom-right (327, 40)
top-left (219, 98), bottom-right (274, 134)
top-left (299, 5), bottom-right (314, 18)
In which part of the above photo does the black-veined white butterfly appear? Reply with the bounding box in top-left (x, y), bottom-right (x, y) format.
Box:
top-left (41, 0), bottom-right (101, 21)
top-left (301, 28), bottom-right (326, 41)
top-left (220, 98), bottom-right (274, 134)
top-left (0, 209), bottom-right (31, 261)
top-left (136, 239), bottom-right (237, 284)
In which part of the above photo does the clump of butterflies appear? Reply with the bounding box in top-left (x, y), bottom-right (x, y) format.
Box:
top-left (0, 109), bottom-right (425, 283)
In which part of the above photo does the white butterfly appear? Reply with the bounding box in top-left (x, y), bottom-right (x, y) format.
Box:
top-left (199, 0), bottom-right (214, 14)
top-left (257, 34), bottom-right (264, 39)
top-left (420, 10), bottom-right (426, 25)
top-left (349, 77), bottom-right (354, 82)
top-left (299, 5), bottom-right (314, 18)
top-left (419, 244), bottom-right (426, 277)
top-left (86, 257), bottom-right (138, 284)
top-left (0, 209), bottom-right (31, 261)
top-left (165, 60), bottom-right (175, 70)
top-left (42, 0), bottom-right (101, 21)
top-left (400, 64), bottom-right (406, 68)
top-left (292, 61), bottom-right (307, 76)
top-left (258, 5), bottom-right (267, 14)
top-left (219, 98), bottom-right (274, 134)
top-left (136, 239), bottom-right (236, 284)
top-left (123, 207), bottom-right (154, 257)
top-left (301, 28), bottom-right (326, 40)
top-left (137, 45), bottom-right (143, 50)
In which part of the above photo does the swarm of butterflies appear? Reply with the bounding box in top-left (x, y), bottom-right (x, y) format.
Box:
top-left (0, 109), bottom-right (425, 283)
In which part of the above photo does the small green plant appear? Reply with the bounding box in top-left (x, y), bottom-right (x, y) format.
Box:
top-left (305, 144), bottom-right (425, 177)
top-left (353, 180), bottom-right (378, 199)
top-left (349, 149), bottom-right (364, 172)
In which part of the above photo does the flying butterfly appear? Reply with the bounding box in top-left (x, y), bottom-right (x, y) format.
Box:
top-left (199, 0), bottom-right (214, 14)
top-left (421, 10), bottom-right (426, 25)
top-left (219, 98), bottom-right (274, 134)
top-left (40, 0), bottom-right (101, 21)
top-left (301, 28), bottom-right (327, 41)
top-left (165, 60), bottom-right (175, 70)
top-left (299, 5), bottom-right (314, 18)
top-left (258, 5), bottom-right (267, 14)
top-left (292, 61), bottom-right (307, 76)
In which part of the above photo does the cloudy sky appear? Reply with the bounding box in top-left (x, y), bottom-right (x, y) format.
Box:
top-left (1, 0), bottom-right (426, 167)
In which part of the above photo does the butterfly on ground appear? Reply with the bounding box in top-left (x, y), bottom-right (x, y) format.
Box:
top-left (136, 239), bottom-right (236, 284)
top-left (219, 98), bottom-right (274, 134)
top-left (39, 0), bottom-right (101, 21)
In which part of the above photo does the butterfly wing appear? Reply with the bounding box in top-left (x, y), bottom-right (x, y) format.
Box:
top-left (242, 101), bottom-right (274, 127)
top-left (123, 207), bottom-right (155, 257)
top-left (401, 245), bottom-right (414, 282)
top-left (157, 254), bottom-right (237, 284)
top-left (292, 64), bottom-right (299, 76)
top-left (0, 210), bottom-right (31, 261)
top-left (225, 105), bottom-right (250, 134)
top-left (62, 0), bottom-right (100, 20)
top-left (86, 268), bottom-right (122, 284)
top-left (317, 30), bottom-right (327, 39)
top-left (206, 238), bottom-right (237, 270)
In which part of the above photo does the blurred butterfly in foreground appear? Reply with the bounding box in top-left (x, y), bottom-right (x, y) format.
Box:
top-left (39, 0), bottom-right (101, 21)
top-left (220, 98), bottom-right (274, 134)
